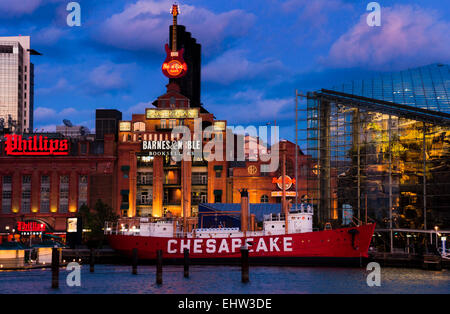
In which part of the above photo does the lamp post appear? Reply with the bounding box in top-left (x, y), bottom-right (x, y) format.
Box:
top-left (434, 226), bottom-right (439, 250)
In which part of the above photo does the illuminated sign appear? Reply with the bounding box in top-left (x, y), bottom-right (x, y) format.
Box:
top-left (162, 59), bottom-right (187, 78)
top-left (119, 121), bottom-right (132, 131)
top-left (4, 135), bottom-right (69, 156)
top-left (271, 191), bottom-right (297, 197)
top-left (272, 176), bottom-right (295, 190)
top-left (142, 140), bottom-right (201, 156)
top-left (17, 222), bottom-right (46, 232)
top-left (214, 121), bottom-right (226, 131)
top-left (146, 109), bottom-right (198, 119)
top-left (67, 218), bottom-right (78, 233)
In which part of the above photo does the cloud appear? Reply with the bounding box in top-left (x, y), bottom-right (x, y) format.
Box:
top-left (324, 5), bottom-right (450, 70)
top-left (34, 107), bottom-right (91, 126)
top-left (87, 62), bottom-right (136, 94)
top-left (94, 0), bottom-right (255, 53)
top-left (0, 0), bottom-right (63, 17)
top-left (203, 49), bottom-right (287, 85)
top-left (33, 26), bottom-right (66, 45)
top-left (124, 101), bottom-right (153, 118)
top-left (0, 0), bottom-right (43, 16)
top-left (208, 89), bottom-right (292, 124)
top-left (36, 78), bottom-right (70, 95)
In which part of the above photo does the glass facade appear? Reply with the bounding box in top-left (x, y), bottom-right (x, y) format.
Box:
top-left (330, 63), bottom-right (450, 113)
top-left (306, 64), bottom-right (450, 231)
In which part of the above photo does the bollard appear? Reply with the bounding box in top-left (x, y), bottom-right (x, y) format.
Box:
top-left (89, 248), bottom-right (95, 273)
top-left (24, 249), bottom-right (30, 265)
top-left (156, 249), bottom-right (163, 285)
top-left (51, 247), bottom-right (59, 289)
top-left (132, 248), bottom-right (138, 275)
top-left (241, 246), bottom-right (249, 283)
top-left (183, 249), bottom-right (189, 278)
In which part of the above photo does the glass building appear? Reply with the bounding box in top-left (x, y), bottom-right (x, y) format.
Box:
top-left (0, 36), bottom-right (35, 134)
top-left (305, 64), bottom-right (450, 241)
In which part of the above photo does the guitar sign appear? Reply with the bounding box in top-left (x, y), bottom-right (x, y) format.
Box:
top-left (162, 4), bottom-right (188, 78)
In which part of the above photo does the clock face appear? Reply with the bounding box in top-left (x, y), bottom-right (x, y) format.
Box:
top-left (248, 165), bottom-right (257, 175)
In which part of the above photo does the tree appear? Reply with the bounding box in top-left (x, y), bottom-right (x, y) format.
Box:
top-left (78, 200), bottom-right (119, 248)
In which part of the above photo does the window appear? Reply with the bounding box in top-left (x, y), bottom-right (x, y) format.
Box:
top-left (168, 119), bottom-right (177, 128)
top-left (2, 176), bottom-right (12, 212)
top-left (59, 176), bottom-right (69, 213)
top-left (133, 122), bottom-right (145, 132)
top-left (40, 176), bottom-right (50, 213)
top-left (161, 119), bottom-right (167, 128)
top-left (260, 195), bottom-right (269, 203)
top-left (21, 175), bottom-right (31, 213)
top-left (78, 175), bottom-right (88, 208)
top-left (214, 190), bottom-right (222, 203)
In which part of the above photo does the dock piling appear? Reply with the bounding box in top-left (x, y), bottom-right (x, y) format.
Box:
top-left (51, 247), bottom-right (59, 289)
top-left (89, 248), bottom-right (95, 273)
top-left (132, 248), bottom-right (138, 275)
top-left (241, 246), bottom-right (249, 283)
top-left (156, 249), bottom-right (163, 285)
top-left (183, 249), bottom-right (189, 278)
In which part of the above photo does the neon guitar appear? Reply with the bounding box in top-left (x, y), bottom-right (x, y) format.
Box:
top-left (162, 4), bottom-right (188, 78)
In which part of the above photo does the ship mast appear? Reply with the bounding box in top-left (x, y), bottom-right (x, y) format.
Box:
top-left (281, 140), bottom-right (288, 234)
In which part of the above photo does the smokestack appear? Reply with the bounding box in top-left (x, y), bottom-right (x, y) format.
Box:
top-left (250, 214), bottom-right (256, 232)
top-left (240, 189), bottom-right (249, 235)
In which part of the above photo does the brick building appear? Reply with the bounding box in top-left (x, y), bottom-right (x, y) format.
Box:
top-left (0, 133), bottom-right (117, 234)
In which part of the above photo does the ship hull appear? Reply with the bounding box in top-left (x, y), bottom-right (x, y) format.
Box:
top-left (107, 224), bottom-right (375, 265)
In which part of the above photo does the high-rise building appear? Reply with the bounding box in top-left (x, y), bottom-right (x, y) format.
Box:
top-left (0, 36), bottom-right (39, 134)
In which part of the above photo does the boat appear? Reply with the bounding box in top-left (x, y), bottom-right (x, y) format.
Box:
top-left (105, 199), bottom-right (376, 265)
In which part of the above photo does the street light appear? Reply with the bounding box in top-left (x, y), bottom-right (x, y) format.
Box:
top-left (434, 226), bottom-right (439, 249)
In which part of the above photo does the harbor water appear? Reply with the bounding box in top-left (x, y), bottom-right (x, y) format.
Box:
top-left (0, 265), bottom-right (449, 294)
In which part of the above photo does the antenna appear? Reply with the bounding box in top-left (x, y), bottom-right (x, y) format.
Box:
top-left (63, 119), bottom-right (73, 127)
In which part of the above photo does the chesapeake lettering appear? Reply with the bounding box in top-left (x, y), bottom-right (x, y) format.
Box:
top-left (167, 237), bottom-right (293, 254)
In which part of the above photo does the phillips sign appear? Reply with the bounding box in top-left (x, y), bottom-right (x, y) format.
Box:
top-left (4, 135), bottom-right (69, 156)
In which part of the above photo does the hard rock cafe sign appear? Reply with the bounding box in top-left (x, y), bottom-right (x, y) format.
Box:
top-left (272, 175), bottom-right (296, 190)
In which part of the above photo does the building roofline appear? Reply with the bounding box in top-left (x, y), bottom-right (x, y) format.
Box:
top-left (310, 89), bottom-right (450, 126)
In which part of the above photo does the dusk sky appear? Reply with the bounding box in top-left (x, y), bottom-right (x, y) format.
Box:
top-left (2, 0), bottom-right (449, 143)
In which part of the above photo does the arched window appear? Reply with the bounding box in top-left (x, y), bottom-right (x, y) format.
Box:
top-left (133, 122), bottom-right (146, 132)
top-left (260, 195), bottom-right (269, 203)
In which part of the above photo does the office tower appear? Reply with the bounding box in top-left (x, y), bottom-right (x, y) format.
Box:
top-left (0, 36), bottom-right (38, 133)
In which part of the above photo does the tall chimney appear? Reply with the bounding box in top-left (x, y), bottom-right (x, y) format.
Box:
top-left (240, 189), bottom-right (249, 235)
top-left (250, 214), bottom-right (256, 232)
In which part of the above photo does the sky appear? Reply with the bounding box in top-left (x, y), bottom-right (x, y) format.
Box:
top-left (1, 0), bottom-right (449, 144)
